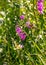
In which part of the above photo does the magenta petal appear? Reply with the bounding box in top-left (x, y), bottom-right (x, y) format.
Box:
top-left (37, 2), bottom-right (43, 7)
top-left (38, 6), bottom-right (43, 11)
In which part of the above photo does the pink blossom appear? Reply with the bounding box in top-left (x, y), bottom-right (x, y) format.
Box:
top-left (26, 21), bottom-right (33, 28)
top-left (16, 25), bottom-right (22, 34)
top-left (26, 21), bottom-right (31, 28)
top-left (20, 15), bottom-right (24, 20)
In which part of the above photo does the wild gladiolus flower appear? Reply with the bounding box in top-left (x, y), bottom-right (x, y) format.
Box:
top-left (19, 32), bottom-right (26, 41)
top-left (26, 21), bottom-right (33, 28)
top-left (20, 15), bottom-right (24, 20)
top-left (37, 0), bottom-right (44, 14)
top-left (16, 25), bottom-right (26, 41)
top-left (26, 21), bottom-right (31, 28)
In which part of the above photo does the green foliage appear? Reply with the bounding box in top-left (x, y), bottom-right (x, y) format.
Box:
top-left (0, 0), bottom-right (46, 65)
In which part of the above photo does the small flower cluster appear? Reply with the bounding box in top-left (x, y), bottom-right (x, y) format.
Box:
top-left (37, 0), bottom-right (44, 14)
top-left (16, 25), bottom-right (26, 41)
top-left (15, 15), bottom-right (34, 40)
